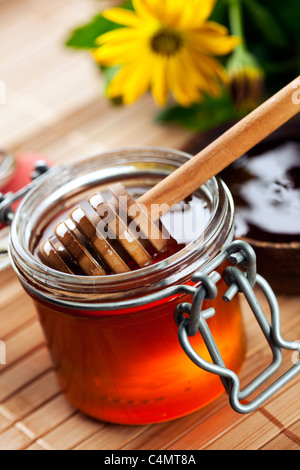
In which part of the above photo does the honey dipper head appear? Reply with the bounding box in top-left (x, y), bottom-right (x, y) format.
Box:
top-left (38, 183), bottom-right (166, 276)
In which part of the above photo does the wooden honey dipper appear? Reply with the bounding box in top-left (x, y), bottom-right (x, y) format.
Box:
top-left (39, 77), bottom-right (300, 276)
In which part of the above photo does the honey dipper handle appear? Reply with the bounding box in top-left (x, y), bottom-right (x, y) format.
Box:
top-left (138, 76), bottom-right (300, 221)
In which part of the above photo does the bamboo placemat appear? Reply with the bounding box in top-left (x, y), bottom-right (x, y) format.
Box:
top-left (0, 0), bottom-right (299, 451)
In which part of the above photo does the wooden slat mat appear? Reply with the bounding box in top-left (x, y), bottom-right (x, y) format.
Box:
top-left (0, 0), bottom-right (299, 450)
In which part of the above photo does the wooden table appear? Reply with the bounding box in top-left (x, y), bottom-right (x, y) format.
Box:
top-left (0, 0), bottom-right (299, 451)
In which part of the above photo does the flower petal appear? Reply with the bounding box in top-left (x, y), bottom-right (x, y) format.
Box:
top-left (194, 0), bottom-right (217, 23)
top-left (102, 8), bottom-right (144, 28)
top-left (138, 0), bottom-right (183, 27)
top-left (177, 0), bottom-right (217, 29)
top-left (151, 56), bottom-right (169, 106)
top-left (168, 53), bottom-right (202, 106)
top-left (108, 66), bottom-right (134, 98)
top-left (132, 0), bottom-right (159, 23)
top-left (96, 27), bottom-right (148, 46)
top-left (188, 24), bottom-right (241, 56)
top-left (108, 58), bottom-right (153, 104)
top-left (186, 49), bottom-right (224, 96)
top-left (94, 42), bottom-right (146, 66)
top-left (175, 49), bottom-right (209, 98)
top-left (193, 52), bottom-right (229, 83)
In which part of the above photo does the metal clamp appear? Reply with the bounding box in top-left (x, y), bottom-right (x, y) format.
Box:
top-left (0, 160), bottom-right (50, 225)
top-left (175, 240), bottom-right (300, 414)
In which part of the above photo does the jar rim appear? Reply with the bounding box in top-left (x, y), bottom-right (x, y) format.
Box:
top-left (9, 147), bottom-right (235, 305)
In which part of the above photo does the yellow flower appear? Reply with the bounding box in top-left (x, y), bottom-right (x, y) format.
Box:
top-left (93, 0), bottom-right (240, 106)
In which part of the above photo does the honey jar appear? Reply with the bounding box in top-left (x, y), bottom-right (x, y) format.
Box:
top-left (9, 148), bottom-right (246, 424)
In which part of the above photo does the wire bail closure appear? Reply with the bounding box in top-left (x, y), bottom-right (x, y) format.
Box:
top-left (175, 240), bottom-right (300, 414)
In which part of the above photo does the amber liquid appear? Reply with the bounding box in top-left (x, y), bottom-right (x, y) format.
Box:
top-left (29, 264), bottom-right (244, 424)
top-left (29, 191), bottom-right (245, 424)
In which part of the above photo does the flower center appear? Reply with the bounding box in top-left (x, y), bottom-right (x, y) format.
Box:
top-left (151, 29), bottom-right (183, 56)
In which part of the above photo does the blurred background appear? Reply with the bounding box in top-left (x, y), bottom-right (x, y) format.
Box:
top-left (0, 0), bottom-right (194, 165)
top-left (1, 0), bottom-right (300, 162)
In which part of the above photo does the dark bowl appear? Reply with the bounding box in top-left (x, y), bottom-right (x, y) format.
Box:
top-left (183, 117), bottom-right (300, 295)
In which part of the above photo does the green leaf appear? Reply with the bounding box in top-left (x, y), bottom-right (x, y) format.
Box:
top-left (156, 92), bottom-right (242, 133)
top-left (242, 0), bottom-right (288, 48)
top-left (65, 0), bottom-right (134, 49)
top-left (65, 14), bottom-right (119, 49)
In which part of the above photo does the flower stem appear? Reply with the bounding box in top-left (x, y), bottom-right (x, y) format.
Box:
top-left (227, 0), bottom-right (246, 51)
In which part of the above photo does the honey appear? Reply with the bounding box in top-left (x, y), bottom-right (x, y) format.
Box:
top-left (32, 266), bottom-right (243, 424)
top-left (9, 148), bottom-right (245, 424)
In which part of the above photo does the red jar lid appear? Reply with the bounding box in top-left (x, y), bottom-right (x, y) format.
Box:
top-left (1, 152), bottom-right (53, 196)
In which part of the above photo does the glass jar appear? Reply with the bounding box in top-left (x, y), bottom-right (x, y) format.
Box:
top-left (9, 148), bottom-right (245, 424)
